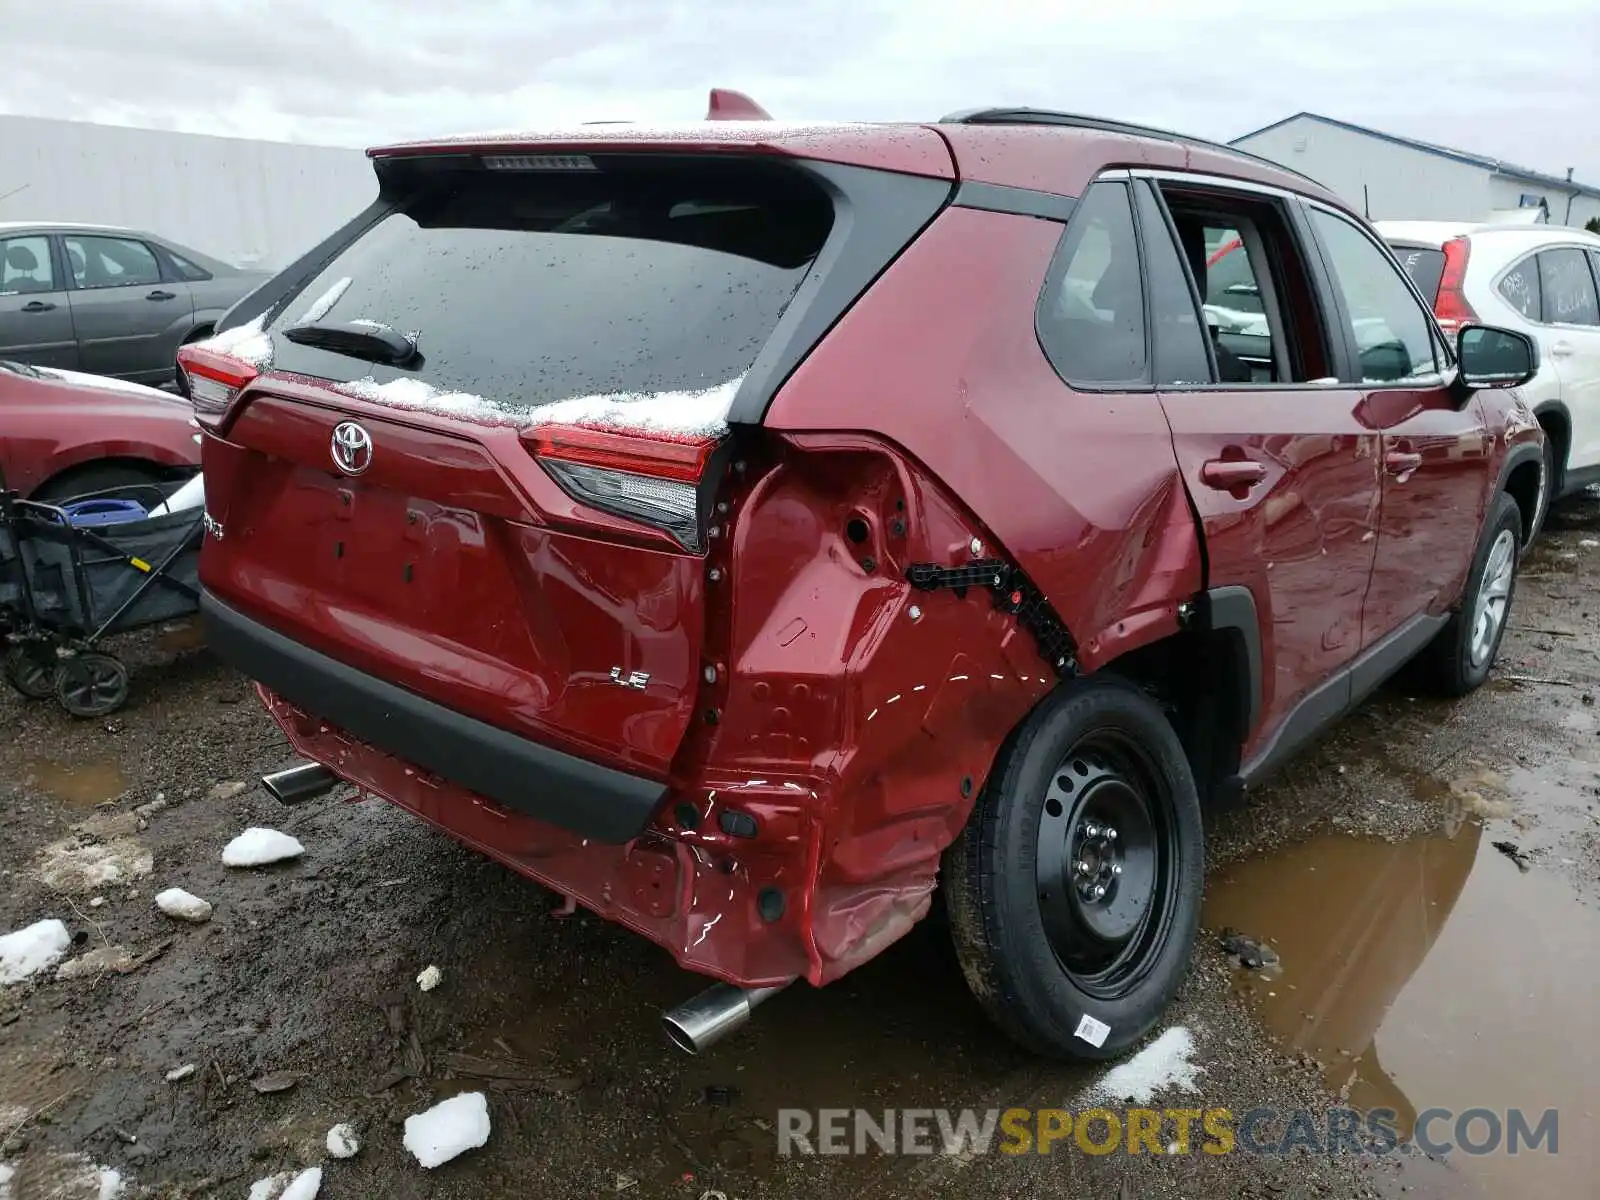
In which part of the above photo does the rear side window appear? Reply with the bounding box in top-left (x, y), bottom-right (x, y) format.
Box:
top-left (1497, 257), bottom-right (1541, 321)
top-left (1389, 245), bottom-right (1446, 302)
top-left (261, 161), bottom-right (834, 417)
top-left (1536, 249), bottom-right (1600, 327)
top-left (1036, 181), bottom-right (1148, 386)
top-left (0, 236), bottom-right (54, 294)
top-left (65, 236), bottom-right (163, 290)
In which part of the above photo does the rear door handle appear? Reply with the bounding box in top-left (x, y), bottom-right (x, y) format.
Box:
top-left (146, 289), bottom-right (176, 301)
top-left (1199, 459), bottom-right (1267, 490)
top-left (1385, 451), bottom-right (1423, 476)
top-left (20, 300), bottom-right (55, 313)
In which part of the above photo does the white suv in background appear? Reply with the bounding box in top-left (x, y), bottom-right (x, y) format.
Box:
top-left (1378, 220), bottom-right (1600, 538)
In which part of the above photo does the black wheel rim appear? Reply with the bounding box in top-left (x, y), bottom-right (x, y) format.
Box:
top-left (59, 656), bottom-right (127, 715)
top-left (6, 648), bottom-right (57, 699)
top-left (1035, 729), bottom-right (1180, 1000)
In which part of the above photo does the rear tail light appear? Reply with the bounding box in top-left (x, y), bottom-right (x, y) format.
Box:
top-left (176, 344), bottom-right (260, 430)
top-left (1434, 236), bottom-right (1478, 337)
top-left (522, 424), bottom-right (723, 552)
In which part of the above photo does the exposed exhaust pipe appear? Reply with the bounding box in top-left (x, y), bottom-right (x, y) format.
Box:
top-left (261, 762), bottom-right (339, 806)
top-left (662, 981), bottom-right (791, 1055)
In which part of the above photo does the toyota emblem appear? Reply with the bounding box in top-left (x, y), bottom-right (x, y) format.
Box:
top-left (330, 421), bottom-right (373, 475)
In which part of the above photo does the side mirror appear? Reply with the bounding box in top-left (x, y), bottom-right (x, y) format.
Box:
top-left (1456, 324), bottom-right (1539, 391)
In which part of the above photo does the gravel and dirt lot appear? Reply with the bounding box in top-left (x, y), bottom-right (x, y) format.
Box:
top-left (3, 501), bottom-right (1598, 1200)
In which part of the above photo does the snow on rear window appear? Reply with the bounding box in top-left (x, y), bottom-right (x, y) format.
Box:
top-left (262, 162), bottom-right (832, 432)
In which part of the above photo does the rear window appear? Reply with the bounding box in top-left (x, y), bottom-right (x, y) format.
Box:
top-left (1387, 245), bottom-right (1445, 302)
top-left (261, 160), bottom-right (834, 426)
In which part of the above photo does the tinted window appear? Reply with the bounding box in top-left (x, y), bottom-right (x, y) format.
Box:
top-left (1497, 257), bottom-right (1541, 321)
top-left (262, 163), bottom-right (833, 411)
top-left (1536, 249), bottom-right (1600, 326)
top-left (1308, 209), bottom-right (1438, 383)
top-left (1388, 245), bottom-right (1446, 302)
top-left (0, 236), bottom-right (54, 294)
top-left (1036, 181), bottom-right (1147, 385)
top-left (1133, 183), bottom-right (1212, 386)
top-left (64, 236), bottom-right (163, 290)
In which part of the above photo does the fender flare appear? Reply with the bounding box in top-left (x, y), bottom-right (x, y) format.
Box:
top-left (1198, 584), bottom-right (1261, 736)
top-left (1494, 438), bottom-right (1546, 502)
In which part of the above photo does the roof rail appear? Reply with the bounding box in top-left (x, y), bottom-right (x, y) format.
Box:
top-left (938, 107), bottom-right (1323, 189)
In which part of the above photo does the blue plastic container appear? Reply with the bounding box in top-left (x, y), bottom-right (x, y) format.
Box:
top-left (60, 499), bottom-right (149, 528)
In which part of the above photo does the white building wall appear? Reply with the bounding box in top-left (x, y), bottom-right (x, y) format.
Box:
top-left (1486, 175), bottom-right (1600, 230)
top-left (1234, 117), bottom-right (1491, 222)
top-left (0, 115), bottom-right (376, 270)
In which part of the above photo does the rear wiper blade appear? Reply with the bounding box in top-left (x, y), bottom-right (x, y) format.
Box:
top-left (281, 320), bottom-right (420, 367)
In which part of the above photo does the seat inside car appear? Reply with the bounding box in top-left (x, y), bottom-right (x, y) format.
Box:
top-left (4, 244), bottom-right (49, 293)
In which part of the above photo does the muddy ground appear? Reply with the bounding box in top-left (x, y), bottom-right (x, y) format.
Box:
top-left (3, 503), bottom-right (1599, 1200)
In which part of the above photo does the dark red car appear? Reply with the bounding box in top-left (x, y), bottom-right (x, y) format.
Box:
top-left (0, 360), bottom-right (199, 499)
top-left (187, 97), bottom-right (1543, 1061)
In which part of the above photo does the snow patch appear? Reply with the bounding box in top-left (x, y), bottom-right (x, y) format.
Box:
top-left (416, 964), bottom-right (442, 992)
top-left (198, 313), bottom-right (273, 370)
top-left (1083, 1026), bottom-right (1203, 1105)
top-left (403, 1091), bottom-right (491, 1167)
top-left (0, 918), bottom-right (70, 984)
top-left (333, 376), bottom-right (516, 426)
top-left (165, 1063), bottom-right (197, 1082)
top-left (36, 367), bottom-right (171, 400)
top-left (297, 277), bottom-right (352, 323)
top-left (34, 814), bottom-right (152, 894)
top-left (527, 376), bottom-right (743, 439)
top-left (155, 888), bottom-right (213, 923)
top-left (331, 373), bottom-right (742, 438)
top-left (248, 1169), bottom-right (320, 1200)
top-left (0, 1162), bottom-right (11, 1198)
top-left (325, 1122), bottom-right (360, 1159)
top-left (0, 1155), bottom-right (122, 1199)
top-left (222, 828), bottom-right (305, 867)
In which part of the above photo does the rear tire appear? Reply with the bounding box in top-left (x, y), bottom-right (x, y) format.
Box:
top-left (4, 645), bottom-right (58, 700)
top-left (943, 675), bottom-right (1203, 1060)
top-left (1415, 491), bottom-right (1521, 697)
top-left (55, 652), bottom-right (130, 718)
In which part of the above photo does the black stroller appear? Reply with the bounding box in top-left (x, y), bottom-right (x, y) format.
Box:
top-left (1, 475), bottom-right (204, 717)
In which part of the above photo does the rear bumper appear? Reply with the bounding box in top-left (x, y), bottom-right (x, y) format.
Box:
top-left (200, 588), bottom-right (666, 843)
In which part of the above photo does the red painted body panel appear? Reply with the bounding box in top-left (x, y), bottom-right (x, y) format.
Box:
top-left (0, 370), bottom-right (198, 497)
top-left (1160, 387), bottom-right (1379, 760)
top-left (763, 206), bottom-right (1204, 672)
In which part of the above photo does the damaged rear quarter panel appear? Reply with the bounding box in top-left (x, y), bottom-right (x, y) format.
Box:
top-left (739, 205), bottom-right (1203, 982)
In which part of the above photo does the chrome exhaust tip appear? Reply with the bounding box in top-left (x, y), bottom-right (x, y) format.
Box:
top-left (662, 981), bottom-right (790, 1055)
top-left (261, 762), bottom-right (339, 806)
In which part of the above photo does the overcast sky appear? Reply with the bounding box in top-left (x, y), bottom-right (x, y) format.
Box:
top-left (3, 0), bottom-right (1597, 183)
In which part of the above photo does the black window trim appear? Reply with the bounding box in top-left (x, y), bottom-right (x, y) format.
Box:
top-left (57, 231), bottom-right (167, 293)
top-left (1301, 198), bottom-right (1455, 392)
top-left (151, 239), bottom-right (213, 284)
top-left (1132, 173), bottom-right (1355, 392)
top-left (1132, 177), bottom-right (1219, 386)
top-left (1504, 245), bottom-right (1600, 331)
top-left (1032, 174), bottom-right (1155, 394)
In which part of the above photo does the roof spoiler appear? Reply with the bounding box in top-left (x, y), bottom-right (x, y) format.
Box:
top-left (707, 89), bottom-right (772, 120)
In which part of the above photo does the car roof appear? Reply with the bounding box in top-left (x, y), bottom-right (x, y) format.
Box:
top-left (1377, 219), bottom-right (1600, 250)
top-left (0, 220), bottom-right (151, 237)
top-left (368, 101), bottom-right (1344, 210)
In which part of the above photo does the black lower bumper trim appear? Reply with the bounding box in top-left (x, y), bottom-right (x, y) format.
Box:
top-left (201, 589), bottom-right (666, 843)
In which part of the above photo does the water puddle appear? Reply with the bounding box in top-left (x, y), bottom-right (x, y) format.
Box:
top-left (1204, 821), bottom-right (1600, 1196)
top-left (20, 758), bottom-right (129, 808)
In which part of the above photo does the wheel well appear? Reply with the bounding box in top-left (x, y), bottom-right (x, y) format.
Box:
top-left (32, 456), bottom-right (177, 499)
top-left (1503, 458), bottom-right (1541, 542)
top-left (1101, 625), bottom-right (1250, 813)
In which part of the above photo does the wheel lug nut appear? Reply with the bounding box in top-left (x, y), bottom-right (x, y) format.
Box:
top-left (1106, 828), bottom-right (1117, 841)
top-left (1077, 860), bottom-right (1091, 874)
top-left (1094, 885), bottom-right (1106, 899)
top-left (1084, 823), bottom-right (1099, 837)
top-left (1112, 864), bottom-right (1123, 876)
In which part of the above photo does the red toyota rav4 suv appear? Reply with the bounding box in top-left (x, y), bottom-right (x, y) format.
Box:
top-left (186, 99), bottom-right (1542, 1062)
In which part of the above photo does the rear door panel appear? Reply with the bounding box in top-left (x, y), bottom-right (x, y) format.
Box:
top-left (0, 235), bottom-right (77, 369)
top-left (63, 234), bottom-right (193, 381)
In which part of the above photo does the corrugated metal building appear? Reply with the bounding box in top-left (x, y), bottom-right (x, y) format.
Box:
top-left (0, 115), bottom-right (375, 271)
top-left (1231, 113), bottom-right (1600, 229)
